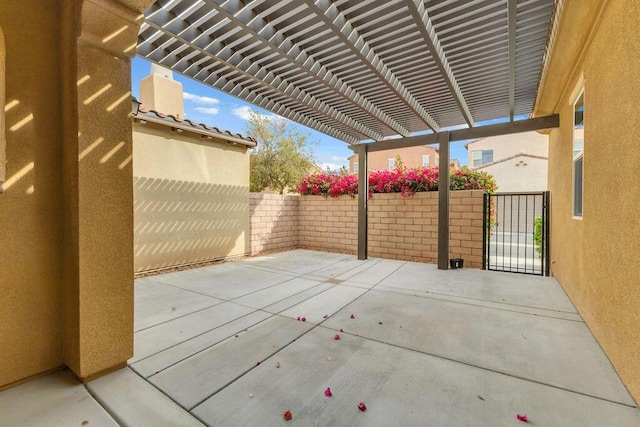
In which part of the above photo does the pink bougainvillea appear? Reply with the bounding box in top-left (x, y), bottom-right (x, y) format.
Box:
top-left (296, 166), bottom-right (496, 198)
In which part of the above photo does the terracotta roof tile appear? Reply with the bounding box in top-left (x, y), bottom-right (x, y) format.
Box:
top-left (136, 107), bottom-right (257, 146)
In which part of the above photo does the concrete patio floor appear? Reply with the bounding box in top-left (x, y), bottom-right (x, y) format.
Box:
top-left (1, 249), bottom-right (639, 426)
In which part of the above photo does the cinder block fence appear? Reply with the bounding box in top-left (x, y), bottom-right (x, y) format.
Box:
top-left (250, 190), bottom-right (484, 268)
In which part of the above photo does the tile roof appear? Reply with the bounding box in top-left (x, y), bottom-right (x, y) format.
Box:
top-left (471, 153), bottom-right (548, 170)
top-left (135, 107), bottom-right (257, 147)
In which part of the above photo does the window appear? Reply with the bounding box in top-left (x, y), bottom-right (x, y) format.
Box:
top-left (422, 154), bottom-right (430, 167)
top-left (353, 162), bottom-right (359, 173)
top-left (388, 158), bottom-right (395, 171)
top-left (472, 150), bottom-right (493, 167)
top-left (573, 90), bottom-right (584, 218)
top-left (435, 156), bottom-right (439, 166)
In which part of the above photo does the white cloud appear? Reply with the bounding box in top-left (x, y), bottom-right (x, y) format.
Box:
top-left (231, 106), bottom-right (252, 120)
top-left (184, 92), bottom-right (220, 105)
top-left (194, 107), bottom-right (220, 115)
top-left (231, 106), bottom-right (285, 122)
top-left (330, 155), bottom-right (346, 162)
top-left (320, 162), bottom-right (345, 171)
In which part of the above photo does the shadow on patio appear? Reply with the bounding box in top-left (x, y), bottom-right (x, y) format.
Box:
top-left (2, 249), bottom-right (639, 426)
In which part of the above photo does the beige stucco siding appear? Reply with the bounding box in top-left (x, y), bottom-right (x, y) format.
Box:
top-left (540, 0), bottom-right (640, 403)
top-left (0, 1), bottom-right (64, 388)
top-left (1, 0), bottom-right (153, 388)
top-left (133, 122), bottom-right (250, 272)
top-left (466, 132), bottom-right (548, 167)
top-left (480, 156), bottom-right (548, 192)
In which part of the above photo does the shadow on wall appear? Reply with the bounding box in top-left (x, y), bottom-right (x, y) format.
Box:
top-left (134, 176), bottom-right (249, 272)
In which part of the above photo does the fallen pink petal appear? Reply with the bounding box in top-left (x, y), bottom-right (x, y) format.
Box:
top-left (324, 387), bottom-right (332, 397)
top-left (350, 314), bottom-right (355, 319)
top-left (340, 328), bottom-right (344, 332)
top-left (517, 414), bottom-right (528, 423)
top-left (301, 317), bottom-right (306, 322)
top-left (358, 402), bottom-right (367, 412)
top-left (275, 362), bottom-right (281, 368)
top-left (256, 361), bottom-right (261, 366)
top-left (334, 334), bottom-right (340, 340)
top-left (296, 316), bottom-right (301, 321)
top-left (283, 411), bottom-right (292, 421)
top-left (323, 314), bottom-right (328, 319)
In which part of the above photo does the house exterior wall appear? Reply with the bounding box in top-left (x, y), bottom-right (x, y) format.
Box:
top-left (250, 191), bottom-right (484, 268)
top-left (535, 0), bottom-right (640, 403)
top-left (1, 0), bottom-right (155, 390)
top-left (349, 145), bottom-right (439, 173)
top-left (133, 122), bottom-right (250, 272)
top-left (480, 156), bottom-right (548, 193)
top-left (466, 131), bottom-right (548, 167)
top-left (0, 0), bottom-right (65, 389)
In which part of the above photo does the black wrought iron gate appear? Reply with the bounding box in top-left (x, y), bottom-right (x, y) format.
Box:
top-left (483, 192), bottom-right (550, 276)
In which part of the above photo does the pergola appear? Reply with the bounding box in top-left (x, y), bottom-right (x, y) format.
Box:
top-left (137, 0), bottom-right (561, 269)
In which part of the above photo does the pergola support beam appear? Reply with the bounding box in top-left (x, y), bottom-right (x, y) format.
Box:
top-left (356, 144), bottom-right (369, 260)
top-left (437, 132), bottom-right (451, 270)
top-left (351, 115), bottom-right (559, 154)
top-left (508, 0), bottom-right (517, 121)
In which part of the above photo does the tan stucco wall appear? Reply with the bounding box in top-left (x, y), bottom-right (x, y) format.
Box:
top-left (133, 122), bottom-right (250, 272)
top-left (480, 156), bottom-right (548, 192)
top-left (0, 25), bottom-right (5, 185)
top-left (349, 145), bottom-right (439, 173)
top-left (139, 72), bottom-right (185, 118)
top-left (537, 0), bottom-right (640, 403)
top-left (466, 131), bottom-right (548, 166)
top-left (1, 0), bottom-right (154, 390)
top-left (0, 0), bottom-right (65, 388)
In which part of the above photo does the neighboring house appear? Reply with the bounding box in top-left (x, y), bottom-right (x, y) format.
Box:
top-left (348, 145), bottom-right (439, 173)
top-left (465, 131), bottom-right (549, 192)
top-left (133, 66), bottom-right (256, 272)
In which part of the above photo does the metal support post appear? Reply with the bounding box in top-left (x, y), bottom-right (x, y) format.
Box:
top-left (437, 131), bottom-right (450, 270)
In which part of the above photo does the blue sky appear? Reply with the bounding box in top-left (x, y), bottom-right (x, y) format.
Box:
top-left (132, 57), bottom-right (474, 168)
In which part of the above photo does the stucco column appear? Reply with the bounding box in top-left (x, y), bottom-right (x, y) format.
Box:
top-left (60, 0), bottom-right (153, 381)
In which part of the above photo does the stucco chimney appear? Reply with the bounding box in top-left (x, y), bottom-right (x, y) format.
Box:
top-left (139, 64), bottom-right (185, 119)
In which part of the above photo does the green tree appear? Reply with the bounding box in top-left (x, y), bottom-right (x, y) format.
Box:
top-left (248, 112), bottom-right (317, 194)
top-left (324, 164), bottom-right (349, 176)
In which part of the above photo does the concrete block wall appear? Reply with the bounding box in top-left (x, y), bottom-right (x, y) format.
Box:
top-left (249, 193), bottom-right (299, 255)
top-left (250, 190), bottom-right (485, 267)
top-left (298, 195), bottom-right (358, 253)
top-left (448, 190), bottom-right (485, 267)
top-left (368, 191), bottom-right (484, 267)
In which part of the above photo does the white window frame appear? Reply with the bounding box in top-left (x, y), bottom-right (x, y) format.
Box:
top-left (353, 162), bottom-right (359, 173)
top-left (388, 158), bottom-right (395, 171)
top-left (572, 88), bottom-right (585, 219)
top-left (422, 154), bottom-right (430, 167)
top-left (472, 150), bottom-right (482, 167)
top-left (472, 149), bottom-right (493, 167)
